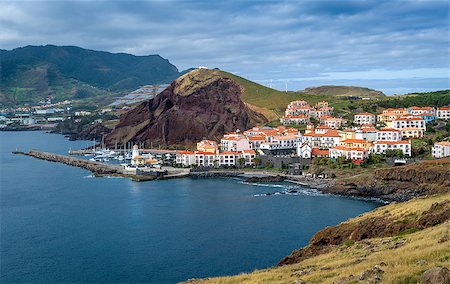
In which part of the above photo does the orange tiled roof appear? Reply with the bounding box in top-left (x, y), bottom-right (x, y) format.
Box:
top-left (355, 112), bottom-right (375, 116)
top-left (374, 140), bottom-right (410, 145)
top-left (219, 151), bottom-right (240, 155)
top-left (311, 148), bottom-right (329, 156)
top-left (378, 128), bottom-right (401, 132)
top-left (331, 146), bottom-right (367, 152)
top-left (177, 151), bottom-right (194, 155)
top-left (341, 139), bottom-right (370, 144)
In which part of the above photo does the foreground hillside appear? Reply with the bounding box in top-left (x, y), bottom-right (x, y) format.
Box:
top-left (0, 45), bottom-right (182, 106)
top-left (190, 193), bottom-right (449, 283)
top-left (105, 69), bottom-right (267, 146)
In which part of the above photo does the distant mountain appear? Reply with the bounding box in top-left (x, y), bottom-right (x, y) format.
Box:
top-left (0, 45), bottom-right (183, 106)
top-left (299, 85), bottom-right (385, 98)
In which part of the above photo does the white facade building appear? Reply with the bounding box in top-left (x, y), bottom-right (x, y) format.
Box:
top-left (391, 117), bottom-right (426, 131)
top-left (376, 128), bottom-right (402, 141)
top-left (220, 133), bottom-right (251, 152)
top-left (354, 112), bottom-right (376, 125)
top-left (436, 107), bottom-right (450, 120)
top-left (372, 140), bottom-right (412, 156)
top-left (432, 141), bottom-right (450, 158)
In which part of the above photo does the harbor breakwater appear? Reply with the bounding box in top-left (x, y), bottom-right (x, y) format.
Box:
top-left (16, 150), bottom-right (122, 174)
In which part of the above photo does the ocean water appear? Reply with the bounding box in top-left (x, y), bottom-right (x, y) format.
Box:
top-left (0, 131), bottom-right (381, 283)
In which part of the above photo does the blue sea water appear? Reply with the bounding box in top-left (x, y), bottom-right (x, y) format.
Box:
top-left (0, 131), bottom-right (381, 283)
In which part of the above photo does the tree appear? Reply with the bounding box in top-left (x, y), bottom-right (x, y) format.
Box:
top-left (252, 157), bottom-right (262, 168)
top-left (238, 157), bottom-right (246, 168)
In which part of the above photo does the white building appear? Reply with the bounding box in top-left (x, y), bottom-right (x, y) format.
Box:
top-left (301, 129), bottom-right (341, 149)
top-left (246, 136), bottom-right (266, 150)
top-left (376, 128), bottom-right (402, 141)
top-left (176, 151), bottom-right (195, 167)
top-left (297, 143), bottom-right (312, 159)
top-left (329, 146), bottom-right (369, 161)
top-left (354, 127), bottom-right (377, 142)
top-left (372, 140), bottom-right (411, 156)
top-left (217, 151), bottom-right (239, 167)
top-left (280, 114), bottom-right (310, 125)
top-left (74, 111), bottom-right (92, 116)
top-left (354, 112), bottom-right (376, 125)
top-left (220, 133), bottom-right (251, 151)
top-left (271, 134), bottom-right (299, 149)
top-left (400, 127), bottom-right (424, 139)
top-left (322, 117), bottom-right (347, 129)
top-left (432, 141), bottom-right (450, 158)
top-left (391, 117), bottom-right (426, 131)
top-left (194, 151), bottom-right (217, 167)
top-left (242, 150), bottom-right (256, 166)
top-left (436, 107), bottom-right (450, 120)
top-left (407, 106), bottom-right (435, 116)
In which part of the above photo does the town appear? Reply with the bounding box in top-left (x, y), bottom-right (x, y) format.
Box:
top-left (172, 101), bottom-right (450, 171)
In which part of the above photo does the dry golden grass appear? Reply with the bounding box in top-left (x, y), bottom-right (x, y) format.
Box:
top-left (188, 194), bottom-right (450, 284)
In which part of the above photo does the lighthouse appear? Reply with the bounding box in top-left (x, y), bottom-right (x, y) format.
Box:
top-left (132, 144), bottom-right (139, 159)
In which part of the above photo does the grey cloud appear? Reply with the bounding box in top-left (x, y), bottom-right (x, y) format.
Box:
top-left (0, 0), bottom-right (448, 94)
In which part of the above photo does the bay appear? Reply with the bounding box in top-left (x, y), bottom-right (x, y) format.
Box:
top-left (0, 131), bottom-right (381, 283)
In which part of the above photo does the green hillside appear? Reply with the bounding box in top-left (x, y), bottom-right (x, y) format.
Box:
top-left (0, 45), bottom-right (182, 106)
top-left (221, 71), bottom-right (382, 120)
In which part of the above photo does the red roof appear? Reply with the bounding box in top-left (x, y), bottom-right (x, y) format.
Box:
top-left (395, 117), bottom-right (424, 121)
top-left (195, 151), bottom-right (216, 155)
top-left (374, 140), bottom-right (410, 145)
top-left (378, 128), bottom-right (401, 132)
top-left (242, 150), bottom-right (256, 154)
top-left (355, 112), bottom-right (375, 116)
top-left (341, 139), bottom-right (370, 144)
top-left (311, 148), bottom-right (329, 156)
top-left (247, 136), bottom-right (265, 141)
top-left (177, 151), bottom-right (194, 155)
top-left (219, 151), bottom-right (240, 155)
top-left (304, 129), bottom-right (340, 137)
top-left (332, 146), bottom-right (367, 152)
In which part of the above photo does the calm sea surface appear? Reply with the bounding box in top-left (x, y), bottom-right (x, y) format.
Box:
top-left (0, 131), bottom-right (381, 283)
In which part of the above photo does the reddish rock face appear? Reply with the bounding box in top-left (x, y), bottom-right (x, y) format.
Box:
top-left (105, 69), bottom-right (267, 147)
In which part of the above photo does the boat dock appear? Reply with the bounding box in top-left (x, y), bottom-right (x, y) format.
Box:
top-left (14, 150), bottom-right (190, 181)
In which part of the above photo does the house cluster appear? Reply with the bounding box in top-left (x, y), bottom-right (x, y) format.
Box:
top-left (175, 102), bottom-right (450, 167)
top-left (280, 100), bottom-right (337, 126)
top-left (298, 124), bottom-right (412, 164)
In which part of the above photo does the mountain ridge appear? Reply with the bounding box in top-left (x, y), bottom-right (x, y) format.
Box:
top-left (0, 45), bottom-right (182, 106)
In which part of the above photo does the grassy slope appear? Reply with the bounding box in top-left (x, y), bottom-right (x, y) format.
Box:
top-left (191, 193), bottom-right (450, 284)
top-left (220, 71), bottom-right (381, 121)
top-left (221, 72), bottom-right (352, 119)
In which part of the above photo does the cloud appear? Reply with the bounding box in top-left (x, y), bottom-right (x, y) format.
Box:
top-left (0, 0), bottom-right (448, 94)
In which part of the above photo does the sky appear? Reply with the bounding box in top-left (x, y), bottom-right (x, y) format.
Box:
top-left (1, 0), bottom-right (449, 95)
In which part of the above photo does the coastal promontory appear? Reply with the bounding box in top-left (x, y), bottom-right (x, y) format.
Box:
top-left (105, 69), bottom-right (268, 146)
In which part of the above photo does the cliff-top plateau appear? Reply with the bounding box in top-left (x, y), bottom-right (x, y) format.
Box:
top-left (105, 69), bottom-right (268, 146)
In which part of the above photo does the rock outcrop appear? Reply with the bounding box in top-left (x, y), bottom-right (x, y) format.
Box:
top-left (421, 267), bottom-right (450, 284)
top-left (322, 158), bottom-right (450, 201)
top-left (105, 69), bottom-right (267, 147)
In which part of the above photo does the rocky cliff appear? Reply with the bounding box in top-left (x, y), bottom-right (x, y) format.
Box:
top-left (322, 158), bottom-right (450, 201)
top-left (105, 69), bottom-right (268, 146)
